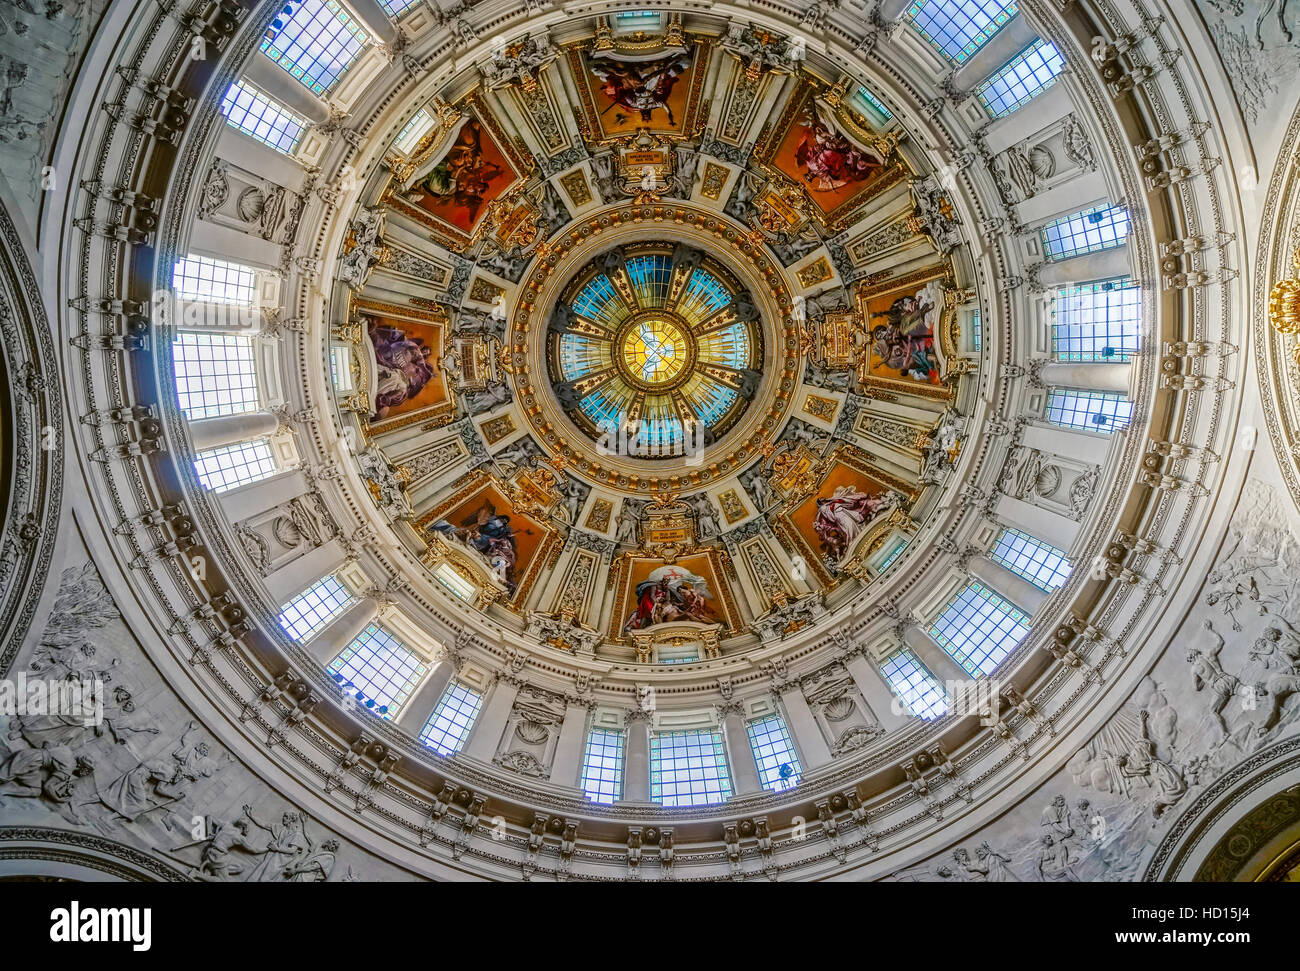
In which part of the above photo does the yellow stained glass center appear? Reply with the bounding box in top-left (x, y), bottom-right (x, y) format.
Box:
top-left (621, 317), bottom-right (689, 386)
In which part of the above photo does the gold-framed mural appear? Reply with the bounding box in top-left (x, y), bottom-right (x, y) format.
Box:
top-left (354, 298), bottom-right (456, 433)
top-left (384, 92), bottom-right (535, 251)
top-left (754, 77), bottom-right (906, 231)
top-left (566, 33), bottom-right (712, 144)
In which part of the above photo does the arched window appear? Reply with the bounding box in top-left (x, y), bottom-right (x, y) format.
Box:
top-left (650, 729), bottom-right (732, 806)
top-left (1044, 389), bottom-right (1134, 433)
top-left (989, 528), bottom-right (1073, 591)
top-left (746, 715), bottom-right (802, 791)
top-left (976, 39), bottom-right (1065, 117)
top-left (579, 729), bottom-right (626, 803)
top-left (420, 682), bottom-right (484, 755)
top-left (880, 649), bottom-right (949, 719)
top-left (327, 623), bottom-right (428, 719)
top-left (278, 574), bottom-right (356, 642)
top-left (1039, 204), bottom-right (1130, 261)
top-left (193, 438), bottom-right (278, 493)
top-left (1051, 277), bottom-right (1141, 362)
top-left (261, 0), bottom-right (369, 96)
top-left (220, 80), bottom-right (307, 154)
top-left (930, 582), bottom-right (1031, 676)
top-left (907, 0), bottom-right (1019, 63)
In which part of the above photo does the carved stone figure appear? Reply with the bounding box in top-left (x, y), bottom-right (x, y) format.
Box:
top-left (689, 493), bottom-right (720, 539)
top-left (462, 381), bottom-right (512, 413)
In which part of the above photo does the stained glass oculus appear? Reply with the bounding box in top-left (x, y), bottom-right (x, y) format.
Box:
top-left (547, 244), bottom-right (763, 459)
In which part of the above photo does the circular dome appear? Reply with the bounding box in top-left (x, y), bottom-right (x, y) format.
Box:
top-left (546, 243), bottom-right (764, 459)
top-left (619, 315), bottom-right (691, 388)
top-left (30, 0), bottom-right (1267, 887)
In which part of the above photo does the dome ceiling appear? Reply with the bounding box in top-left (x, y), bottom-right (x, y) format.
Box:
top-left (330, 15), bottom-right (965, 655)
top-left (547, 243), bottom-right (763, 459)
top-left (20, 0), bottom-right (1271, 884)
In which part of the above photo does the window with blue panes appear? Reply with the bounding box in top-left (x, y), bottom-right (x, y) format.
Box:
top-left (688, 379), bottom-right (738, 427)
top-left (907, 0), bottom-right (1019, 64)
top-left (880, 649), bottom-right (949, 719)
top-left (327, 623), bottom-right (428, 718)
top-left (1044, 388), bottom-right (1133, 433)
top-left (558, 333), bottom-right (613, 379)
top-left (989, 528), bottom-right (1073, 591)
top-left (378, 0), bottom-right (419, 18)
top-left (579, 729), bottom-right (625, 803)
top-left (393, 108), bottom-right (435, 155)
top-left (858, 86), bottom-right (893, 121)
top-left (615, 11), bottom-right (665, 33)
top-left (220, 80), bottom-right (306, 154)
top-left (638, 413), bottom-right (684, 455)
top-left (572, 274), bottom-right (621, 324)
top-left (626, 255), bottom-right (673, 307)
top-left (261, 0), bottom-right (369, 97)
top-left (279, 574), bottom-right (355, 642)
top-left (971, 308), bottom-right (982, 352)
top-left (929, 581), bottom-right (1031, 676)
top-left (419, 682), bottom-right (483, 755)
top-left (696, 323), bottom-right (751, 368)
top-left (173, 254), bottom-right (257, 306)
top-left (747, 715), bottom-right (802, 792)
top-left (1051, 277), bottom-right (1141, 361)
top-left (679, 268), bottom-right (731, 319)
top-left (976, 39), bottom-right (1065, 117)
top-left (879, 537), bottom-right (910, 571)
top-left (651, 730), bottom-right (733, 806)
top-left (173, 332), bottom-right (260, 420)
top-left (194, 439), bottom-right (277, 493)
top-left (1039, 204), bottom-right (1130, 261)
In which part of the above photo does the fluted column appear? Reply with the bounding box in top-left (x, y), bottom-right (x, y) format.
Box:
top-left (548, 701), bottom-right (591, 789)
top-left (982, 81), bottom-right (1072, 154)
top-left (842, 650), bottom-right (912, 731)
top-left (619, 710), bottom-right (651, 802)
top-left (395, 655), bottom-right (457, 732)
top-left (1037, 361), bottom-right (1131, 394)
top-left (188, 409), bottom-right (279, 452)
top-left (879, 0), bottom-right (915, 23)
top-left (994, 493), bottom-right (1080, 552)
top-left (1034, 246), bottom-right (1132, 286)
top-left (778, 682), bottom-right (831, 771)
top-left (463, 676), bottom-right (520, 761)
top-left (904, 624), bottom-right (970, 686)
top-left (968, 558), bottom-right (1048, 617)
top-left (243, 54), bottom-right (332, 126)
top-left (953, 15), bottom-right (1035, 92)
top-left (340, 0), bottom-right (398, 46)
top-left (720, 703), bottom-right (762, 795)
top-left (305, 595), bottom-right (378, 665)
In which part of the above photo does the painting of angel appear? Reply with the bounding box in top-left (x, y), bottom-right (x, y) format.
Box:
top-left (812, 486), bottom-right (899, 564)
top-left (588, 49), bottom-right (695, 135)
top-left (429, 498), bottom-right (536, 596)
top-left (866, 279), bottom-right (946, 385)
top-left (772, 101), bottom-right (885, 213)
top-left (624, 564), bottom-right (717, 631)
top-left (370, 322), bottom-right (439, 419)
top-left (404, 118), bottom-right (516, 232)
